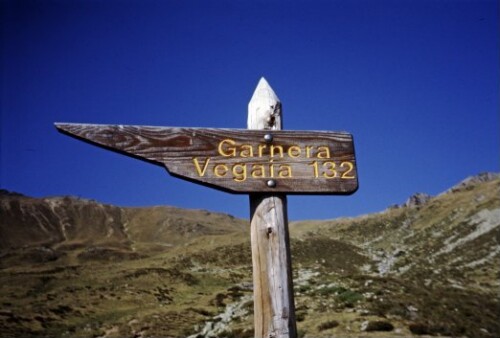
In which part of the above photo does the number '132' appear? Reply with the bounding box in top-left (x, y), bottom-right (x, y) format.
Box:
top-left (308, 161), bottom-right (355, 179)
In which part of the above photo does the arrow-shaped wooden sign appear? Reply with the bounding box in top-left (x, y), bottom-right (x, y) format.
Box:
top-left (55, 123), bottom-right (358, 194)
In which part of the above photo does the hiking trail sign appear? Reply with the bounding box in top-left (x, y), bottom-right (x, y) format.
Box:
top-left (54, 125), bottom-right (357, 194)
top-left (56, 77), bottom-right (358, 338)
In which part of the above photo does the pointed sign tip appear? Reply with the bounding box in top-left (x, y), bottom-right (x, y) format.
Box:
top-left (257, 77), bottom-right (270, 88)
top-left (54, 122), bottom-right (65, 131)
top-left (54, 122), bottom-right (75, 132)
top-left (251, 77), bottom-right (279, 103)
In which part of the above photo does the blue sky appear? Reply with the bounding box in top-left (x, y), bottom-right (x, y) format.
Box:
top-left (1, 0), bottom-right (498, 221)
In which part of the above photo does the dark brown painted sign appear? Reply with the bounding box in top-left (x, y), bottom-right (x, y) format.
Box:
top-left (55, 123), bottom-right (358, 194)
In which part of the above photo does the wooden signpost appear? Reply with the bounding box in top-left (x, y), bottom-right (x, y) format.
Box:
top-left (56, 77), bottom-right (358, 338)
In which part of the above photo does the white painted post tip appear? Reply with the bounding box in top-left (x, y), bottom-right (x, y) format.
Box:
top-left (248, 77), bottom-right (282, 130)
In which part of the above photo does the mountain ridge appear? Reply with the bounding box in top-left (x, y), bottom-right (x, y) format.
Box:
top-left (0, 172), bottom-right (499, 337)
top-left (0, 192), bottom-right (246, 252)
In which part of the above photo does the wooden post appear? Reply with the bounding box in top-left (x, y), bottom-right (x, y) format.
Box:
top-left (56, 76), bottom-right (358, 338)
top-left (248, 78), bottom-right (297, 338)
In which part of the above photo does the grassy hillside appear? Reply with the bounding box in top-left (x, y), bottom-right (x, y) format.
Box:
top-left (0, 174), bottom-right (498, 337)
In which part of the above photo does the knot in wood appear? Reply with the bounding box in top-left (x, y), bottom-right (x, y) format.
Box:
top-left (265, 102), bottom-right (281, 130)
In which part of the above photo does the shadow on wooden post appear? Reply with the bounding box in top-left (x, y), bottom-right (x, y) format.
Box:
top-left (248, 78), bottom-right (297, 338)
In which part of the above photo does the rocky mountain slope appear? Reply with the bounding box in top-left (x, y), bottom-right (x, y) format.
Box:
top-left (0, 173), bottom-right (498, 337)
top-left (0, 191), bottom-right (246, 265)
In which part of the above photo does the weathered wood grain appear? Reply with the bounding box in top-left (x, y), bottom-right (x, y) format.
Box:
top-left (55, 77), bottom-right (359, 338)
top-left (55, 123), bottom-right (358, 194)
top-left (248, 78), bottom-right (297, 338)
